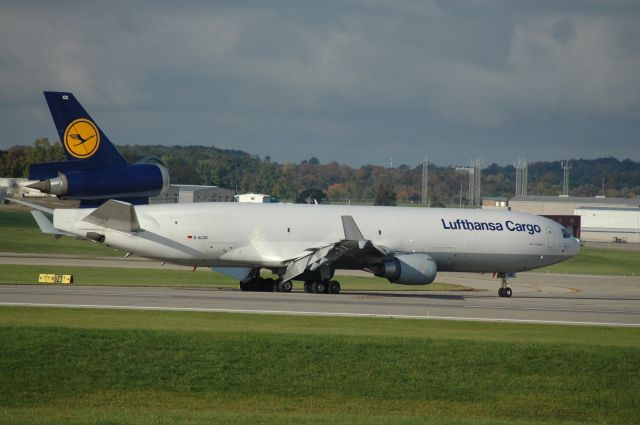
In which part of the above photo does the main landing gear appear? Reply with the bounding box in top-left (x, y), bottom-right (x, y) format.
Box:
top-left (303, 280), bottom-right (341, 295)
top-left (240, 277), bottom-right (292, 292)
top-left (496, 272), bottom-right (514, 298)
top-left (240, 277), bottom-right (341, 294)
top-left (275, 280), bottom-right (293, 293)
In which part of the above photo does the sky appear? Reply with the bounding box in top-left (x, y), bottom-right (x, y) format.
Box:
top-left (1, 0), bottom-right (639, 167)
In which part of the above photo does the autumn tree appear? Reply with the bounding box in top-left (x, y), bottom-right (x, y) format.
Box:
top-left (373, 181), bottom-right (397, 206)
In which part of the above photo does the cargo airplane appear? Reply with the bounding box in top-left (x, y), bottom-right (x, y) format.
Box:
top-left (9, 92), bottom-right (580, 297)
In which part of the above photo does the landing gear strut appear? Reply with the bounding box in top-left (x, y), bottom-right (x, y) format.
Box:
top-left (496, 272), bottom-right (513, 298)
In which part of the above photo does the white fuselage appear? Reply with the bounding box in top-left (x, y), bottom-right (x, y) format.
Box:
top-left (53, 203), bottom-right (579, 274)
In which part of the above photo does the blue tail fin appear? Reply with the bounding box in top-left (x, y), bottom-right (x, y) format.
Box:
top-left (29, 91), bottom-right (169, 207)
top-left (43, 91), bottom-right (127, 168)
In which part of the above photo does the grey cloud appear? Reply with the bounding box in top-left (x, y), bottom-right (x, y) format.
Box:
top-left (0, 0), bottom-right (639, 166)
top-left (551, 18), bottom-right (578, 42)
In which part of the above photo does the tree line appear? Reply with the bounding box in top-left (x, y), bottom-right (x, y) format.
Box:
top-left (1, 139), bottom-right (639, 206)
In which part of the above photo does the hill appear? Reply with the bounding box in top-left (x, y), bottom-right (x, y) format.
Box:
top-left (1, 140), bottom-right (638, 205)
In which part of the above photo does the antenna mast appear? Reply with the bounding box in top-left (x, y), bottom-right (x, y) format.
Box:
top-left (515, 157), bottom-right (528, 197)
top-left (561, 160), bottom-right (571, 196)
top-left (421, 155), bottom-right (429, 206)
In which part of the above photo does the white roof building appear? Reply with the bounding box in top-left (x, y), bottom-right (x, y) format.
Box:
top-left (235, 193), bottom-right (273, 203)
top-left (575, 206), bottom-right (640, 244)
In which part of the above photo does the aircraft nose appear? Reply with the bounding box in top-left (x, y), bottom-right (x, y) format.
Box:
top-left (571, 237), bottom-right (581, 256)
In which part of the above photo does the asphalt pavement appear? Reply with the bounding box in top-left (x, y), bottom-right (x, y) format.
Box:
top-left (2, 253), bottom-right (639, 326)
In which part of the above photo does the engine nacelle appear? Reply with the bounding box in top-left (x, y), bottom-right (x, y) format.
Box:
top-left (373, 253), bottom-right (437, 285)
top-left (28, 163), bottom-right (169, 201)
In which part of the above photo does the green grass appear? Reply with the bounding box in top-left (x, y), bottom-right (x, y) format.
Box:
top-left (539, 247), bottom-right (640, 276)
top-left (0, 264), bottom-right (237, 287)
top-left (0, 307), bottom-right (638, 424)
top-left (0, 264), bottom-right (468, 291)
top-left (0, 210), bottom-right (120, 256)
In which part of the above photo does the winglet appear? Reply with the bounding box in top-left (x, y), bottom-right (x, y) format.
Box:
top-left (82, 199), bottom-right (141, 232)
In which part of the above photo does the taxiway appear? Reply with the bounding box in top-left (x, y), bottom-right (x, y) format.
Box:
top-left (2, 274), bottom-right (639, 326)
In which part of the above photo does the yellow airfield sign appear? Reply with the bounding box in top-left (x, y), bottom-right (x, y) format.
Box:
top-left (38, 274), bottom-right (74, 284)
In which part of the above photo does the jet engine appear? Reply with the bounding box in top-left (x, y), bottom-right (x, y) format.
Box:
top-left (373, 253), bottom-right (437, 285)
top-left (28, 162), bottom-right (169, 203)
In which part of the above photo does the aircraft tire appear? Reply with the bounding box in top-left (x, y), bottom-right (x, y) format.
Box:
top-left (240, 282), bottom-right (249, 291)
top-left (275, 280), bottom-right (282, 292)
top-left (498, 287), bottom-right (504, 297)
top-left (313, 281), bottom-right (327, 294)
top-left (304, 282), bottom-right (313, 293)
top-left (504, 287), bottom-right (512, 297)
top-left (263, 278), bottom-right (275, 292)
top-left (281, 280), bottom-right (293, 292)
top-left (328, 280), bottom-right (341, 295)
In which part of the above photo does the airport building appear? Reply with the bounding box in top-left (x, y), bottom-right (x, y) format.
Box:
top-left (481, 196), bottom-right (509, 209)
top-left (235, 193), bottom-right (274, 203)
top-left (508, 195), bottom-right (640, 215)
top-left (576, 206), bottom-right (640, 244)
top-left (150, 184), bottom-right (236, 204)
top-left (507, 195), bottom-right (640, 244)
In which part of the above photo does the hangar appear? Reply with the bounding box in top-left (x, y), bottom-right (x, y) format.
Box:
top-left (508, 195), bottom-right (640, 215)
top-left (576, 207), bottom-right (640, 244)
top-left (150, 184), bottom-right (236, 204)
top-left (507, 195), bottom-right (640, 244)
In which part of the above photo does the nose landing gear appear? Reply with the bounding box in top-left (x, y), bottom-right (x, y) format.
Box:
top-left (496, 272), bottom-right (515, 297)
top-left (498, 286), bottom-right (512, 297)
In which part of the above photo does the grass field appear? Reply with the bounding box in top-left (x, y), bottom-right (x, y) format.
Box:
top-left (0, 210), bottom-right (119, 256)
top-left (0, 307), bottom-right (638, 425)
top-left (538, 247), bottom-right (640, 276)
top-left (0, 264), bottom-right (468, 291)
top-left (2, 212), bottom-right (639, 424)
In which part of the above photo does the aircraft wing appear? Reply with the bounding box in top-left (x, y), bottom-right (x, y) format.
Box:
top-left (281, 215), bottom-right (389, 282)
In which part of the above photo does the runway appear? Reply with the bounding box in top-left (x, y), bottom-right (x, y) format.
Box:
top-left (2, 274), bottom-right (640, 326)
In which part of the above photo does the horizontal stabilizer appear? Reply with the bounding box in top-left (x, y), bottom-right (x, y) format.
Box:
top-left (82, 199), bottom-right (140, 232)
top-left (3, 197), bottom-right (54, 214)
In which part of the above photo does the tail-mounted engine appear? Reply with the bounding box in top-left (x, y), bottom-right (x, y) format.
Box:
top-left (28, 162), bottom-right (169, 202)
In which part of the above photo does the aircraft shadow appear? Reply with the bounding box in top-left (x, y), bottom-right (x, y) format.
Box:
top-left (343, 290), bottom-right (467, 301)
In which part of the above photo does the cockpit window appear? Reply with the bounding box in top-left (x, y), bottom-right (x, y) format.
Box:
top-left (561, 228), bottom-right (571, 239)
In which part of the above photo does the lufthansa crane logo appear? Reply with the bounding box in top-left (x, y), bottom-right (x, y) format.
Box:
top-left (63, 119), bottom-right (100, 159)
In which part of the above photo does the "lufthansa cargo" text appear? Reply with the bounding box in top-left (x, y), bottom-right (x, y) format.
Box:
top-left (441, 219), bottom-right (542, 235)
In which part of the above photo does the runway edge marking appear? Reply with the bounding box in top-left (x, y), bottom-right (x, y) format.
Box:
top-left (1, 302), bottom-right (639, 327)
